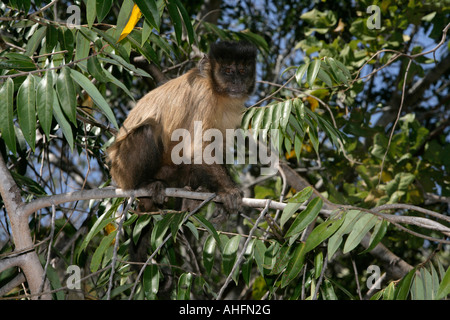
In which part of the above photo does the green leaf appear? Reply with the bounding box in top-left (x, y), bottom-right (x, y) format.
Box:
top-left (383, 281), bottom-right (396, 300)
top-left (104, 53), bottom-right (152, 78)
top-left (222, 235), bottom-right (241, 276)
top-left (177, 273), bottom-right (193, 300)
top-left (241, 107), bottom-right (257, 130)
top-left (135, 0), bottom-right (161, 31)
top-left (326, 57), bottom-right (348, 85)
top-left (253, 240), bottom-right (266, 276)
top-left (173, 0), bottom-right (195, 45)
top-left (132, 214), bottom-right (152, 244)
top-left (314, 251), bottom-right (324, 279)
top-left (96, 0), bottom-right (112, 23)
top-left (285, 197), bottom-right (323, 238)
top-left (395, 268), bottom-right (416, 300)
top-left (281, 243), bottom-right (306, 288)
top-left (317, 68), bottom-right (333, 87)
top-left (90, 231), bottom-right (116, 272)
top-left (78, 210), bottom-right (114, 257)
top-left (70, 69), bottom-right (119, 129)
top-left (25, 26), bottom-right (47, 57)
top-left (36, 72), bottom-right (54, 139)
top-left (74, 30), bottom-right (91, 72)
top-left (87, 56), bottom-right (109, 82)
top-left (167, 0), bottom-right (182, 45)
top-left (280, 203), bottom-right (302, 229)
top-left (280, 99), bottom-right (292, 130)
top-left (343, 213), bottom-right (378, 253)
top-left (143, 265), bottom-right (160, 300)
top-left (103, 69), bottom-right (135, 101)
top-left (360, 219), bottom-right (389, 254)
top-left (250, 107), bottom-right (265, 137)
top-left (52, 89), bottom-right (74, 151)
top-left (56, 67), bottom-right (77, 125)
top-left (271, 245), bottom-right (292, 275)
top-left (192, 214), bottom-right (222, 250)
top-left (45, 265), bottom-right (64, 300)
top-left (436, 266), bottom-right (450, 300)
top-left (86, 0), bottom-right (96, 28)
top-left (0, 53), bottom-right (36, 71)
top-left (289, 186), bottom-right (313, 203)
top-left (203, 234), bottom-right (217, 275)
top-left (307, 59), bottom-right (321, 87)
top-left (304, 216), bottom-right (343, 253)
top-left (150, 214), bottom-right (172, 251)
top-left (0, 78), bottom-right (16, 154)
top-left (45, 25), bottom-right (59, 53)
top-left (279, 185), bottom-right (313, 229)
top-left (59, 27), bottom-right (74, 62)
top-left (295, 63), bottom-right (308, 85)
top-left (17, 74), bottom-right (36, 151)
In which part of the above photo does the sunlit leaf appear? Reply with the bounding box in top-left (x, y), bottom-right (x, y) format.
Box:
top-left (117, 4), bottom-right (143, 42)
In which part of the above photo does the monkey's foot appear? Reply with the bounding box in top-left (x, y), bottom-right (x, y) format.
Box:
top-left (217, 188), bottom-right (243, 214)
top-left (148, 181), bottom-right (166, 205)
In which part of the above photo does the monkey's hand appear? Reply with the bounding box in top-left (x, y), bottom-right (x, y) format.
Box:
top-left (217, 188), bottom-right (243, 214)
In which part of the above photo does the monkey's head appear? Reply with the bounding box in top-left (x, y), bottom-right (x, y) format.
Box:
top-left (207, 41), bottom-right (257, 99)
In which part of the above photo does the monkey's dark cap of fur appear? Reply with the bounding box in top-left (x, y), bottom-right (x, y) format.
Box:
top-left (209, 41), bottom-right (257, 61)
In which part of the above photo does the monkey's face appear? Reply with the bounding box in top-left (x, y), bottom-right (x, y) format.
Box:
top-left (210, 60), bottom-right (256, 98)
top-left (208, 41), bottom-right (257, 99)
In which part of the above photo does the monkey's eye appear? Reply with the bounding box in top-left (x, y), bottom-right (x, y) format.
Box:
top-left (238, 68), bottom-right (246, 75)
top-left (224, 67), bottom-right (233, 75)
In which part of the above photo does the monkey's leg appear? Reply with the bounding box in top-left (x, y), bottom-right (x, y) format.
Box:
top-left (110, 123), bottom-right (166, 212)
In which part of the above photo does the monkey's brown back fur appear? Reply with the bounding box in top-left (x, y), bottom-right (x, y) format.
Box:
top-left (107, 67), bottom-right (246, 191)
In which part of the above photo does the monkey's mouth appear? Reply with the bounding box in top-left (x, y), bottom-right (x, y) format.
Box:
top-left (227, 89), bottom-right (246, 98)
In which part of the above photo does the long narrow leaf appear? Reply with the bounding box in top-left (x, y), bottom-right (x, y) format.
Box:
top-left (0, 78), bottom-right (16, 154)
top-left (36, 72), bottom-right (54, 139)
top-left (343, 213), bottom-right (378, 253)
top-left (134, 0), bottom-right (160, 31)
top-left (173, 0), bottom-right (195, 44)
top-left (17, 74), bottom-right (36, 151)
top-left (70, 69), bottom-right (119, 129)
top-left (307, 59), bottom-right (321, 87)
top-left (52, 89), bottom-right (74, 151)
top-left (285, 197), bottom-right (323, 238)
top-left (56, 67), bottom-right (77, 125)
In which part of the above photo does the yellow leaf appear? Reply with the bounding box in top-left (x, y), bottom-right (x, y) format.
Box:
top-left (305, 96), bottom-right (319, 111)
top-left (285, 150), bottom-right (296, 160)
top-left (104, 223), bottom-right (117, 244)
top-left (105, 223), bottom-right (116, 234)
top-left (117, 4), bottom-right (142, 43)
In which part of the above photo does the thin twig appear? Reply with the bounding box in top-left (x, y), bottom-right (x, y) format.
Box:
top-left (37, 204), bottom-right (56, 299)
top-left (216, 200), bottom-right (271, 300)
top-left (128, 193), bottom-right (217, 300)
top-left (378, 58), bottom-right (412, 185)
top-left (106, 196), bottom-right (134, 300)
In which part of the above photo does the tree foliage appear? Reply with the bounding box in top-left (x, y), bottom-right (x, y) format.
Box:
top-left (0, 0), bottom-right (449, 300)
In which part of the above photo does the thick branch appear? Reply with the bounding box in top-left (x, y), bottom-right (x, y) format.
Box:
top-left (0, 155), bottom-right (51, 299)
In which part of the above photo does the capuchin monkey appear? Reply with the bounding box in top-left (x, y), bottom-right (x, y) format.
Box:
top-left (107, 41), bottom-right (257, 263)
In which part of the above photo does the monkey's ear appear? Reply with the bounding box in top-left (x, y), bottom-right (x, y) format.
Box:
top-left (198, 54), bottom-right (210, 76)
